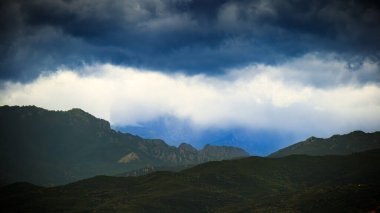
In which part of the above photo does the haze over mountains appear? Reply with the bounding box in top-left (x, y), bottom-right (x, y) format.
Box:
top-left (1, 105), bottom-right (380, 186)
top-left (1, 105), bottom-right (380, 211)
top-left (118, 123), bottom-right (292, 156)
top-left (0, 105), bottom-right (248, 186)
top-left (1, 0), bottom-right (380, 211)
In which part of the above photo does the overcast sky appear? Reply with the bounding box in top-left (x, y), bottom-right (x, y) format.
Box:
top-left (1, 0), bottom-right (379, 154)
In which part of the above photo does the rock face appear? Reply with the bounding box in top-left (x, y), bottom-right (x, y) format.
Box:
top-left (0, 105), bottom-right (249, 186)
top-left (269, 130), bottom-right (380, 157)
top-left (118, 152), bottom-right (140, 163)
top-left (138, 142), bottom-right (249, 166)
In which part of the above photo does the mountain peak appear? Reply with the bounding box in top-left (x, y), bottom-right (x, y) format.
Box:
top-left (269, 131), bottom-right (380, 157)
top-left (349, 130), bottom-right (365, 135)
top-left (0, 105), bottom-right (249, 185)
top-left (67, 108), bottom-right (95, 119)
top-left (305, 136), bottom-right (320, 142)
top-left (67, 108), bottom-right (110, 130)
top-left (68, 108), bottom-right (87, 114)
top-left (178, 143), bottom-right (197, 152)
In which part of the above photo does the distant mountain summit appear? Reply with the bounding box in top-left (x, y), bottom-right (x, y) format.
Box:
top-left (0, 105), bottom-right (248, 186)
top-left (269, 130), bottom-right (380, 157)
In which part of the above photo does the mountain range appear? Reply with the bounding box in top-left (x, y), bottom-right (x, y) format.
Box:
top-left (1, 105), bottom-right (380, 211)
top-left (0, 105), bottom-right (248, 186)
top-left (269, 130), bottom-right (380, 157)
top-left (1, 148), bottom-right (380, 212)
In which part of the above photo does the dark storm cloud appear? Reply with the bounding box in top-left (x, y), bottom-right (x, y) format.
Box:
top-left (1, 0), bottom-right (380, 81)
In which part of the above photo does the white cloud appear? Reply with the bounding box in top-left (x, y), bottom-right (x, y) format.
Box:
top-left (1, 55), bottom-right (379, 137)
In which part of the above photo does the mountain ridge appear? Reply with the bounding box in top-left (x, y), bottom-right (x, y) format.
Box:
top-left (1, 148), bottom-right (380, 212)
top-left (269, 130), bottom-right (380, 157)
top-left (0, 105), bottom-right (249, 186)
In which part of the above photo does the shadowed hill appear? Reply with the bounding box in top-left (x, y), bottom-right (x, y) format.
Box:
top-left (1, 149), bottom-right (380, 212)
top-left (0, 105), bottom-right (248, 186)
top-left (269, 130), bottom-right (380, 157)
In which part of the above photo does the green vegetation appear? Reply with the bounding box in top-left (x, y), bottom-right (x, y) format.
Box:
top-left (1, 149), bottom-right (380, 212)
top-left (2, 105), bottom-right (380, 212)
top-left (269, 130), bottom-right (380, 157)
top-left (0, 105), bottom-right (248, 186)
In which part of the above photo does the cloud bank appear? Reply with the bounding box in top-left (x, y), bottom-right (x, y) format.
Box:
top-left (1, 55), bottom-right (379, 138)
top-left (1, 0), bottom-right (379, 81)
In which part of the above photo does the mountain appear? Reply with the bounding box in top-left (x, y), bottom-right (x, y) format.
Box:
top-left (119, 121), bottom-right (293, 156)
top-left (269, 130), bottom-right (380, 158)
top-left (1, 149), bottom-right (380, 212)
top-left (0, 105), bottom-right (248, 186)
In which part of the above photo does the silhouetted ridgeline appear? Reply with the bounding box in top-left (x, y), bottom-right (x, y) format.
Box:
top-left (0, 105), bottom-right (248, 186)
top-left (269, 130), bottom-right (380, 157)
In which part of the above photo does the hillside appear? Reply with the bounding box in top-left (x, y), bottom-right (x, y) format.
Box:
top-left (0, 105), bottom-right (248, 186)
top-left (1, 149), bottom-right (380, 212)
top-left (269, 130), bottom-right (380, 157)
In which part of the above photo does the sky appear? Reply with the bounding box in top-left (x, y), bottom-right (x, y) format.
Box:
top-left (1, 0), bottom-right (380, 155)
